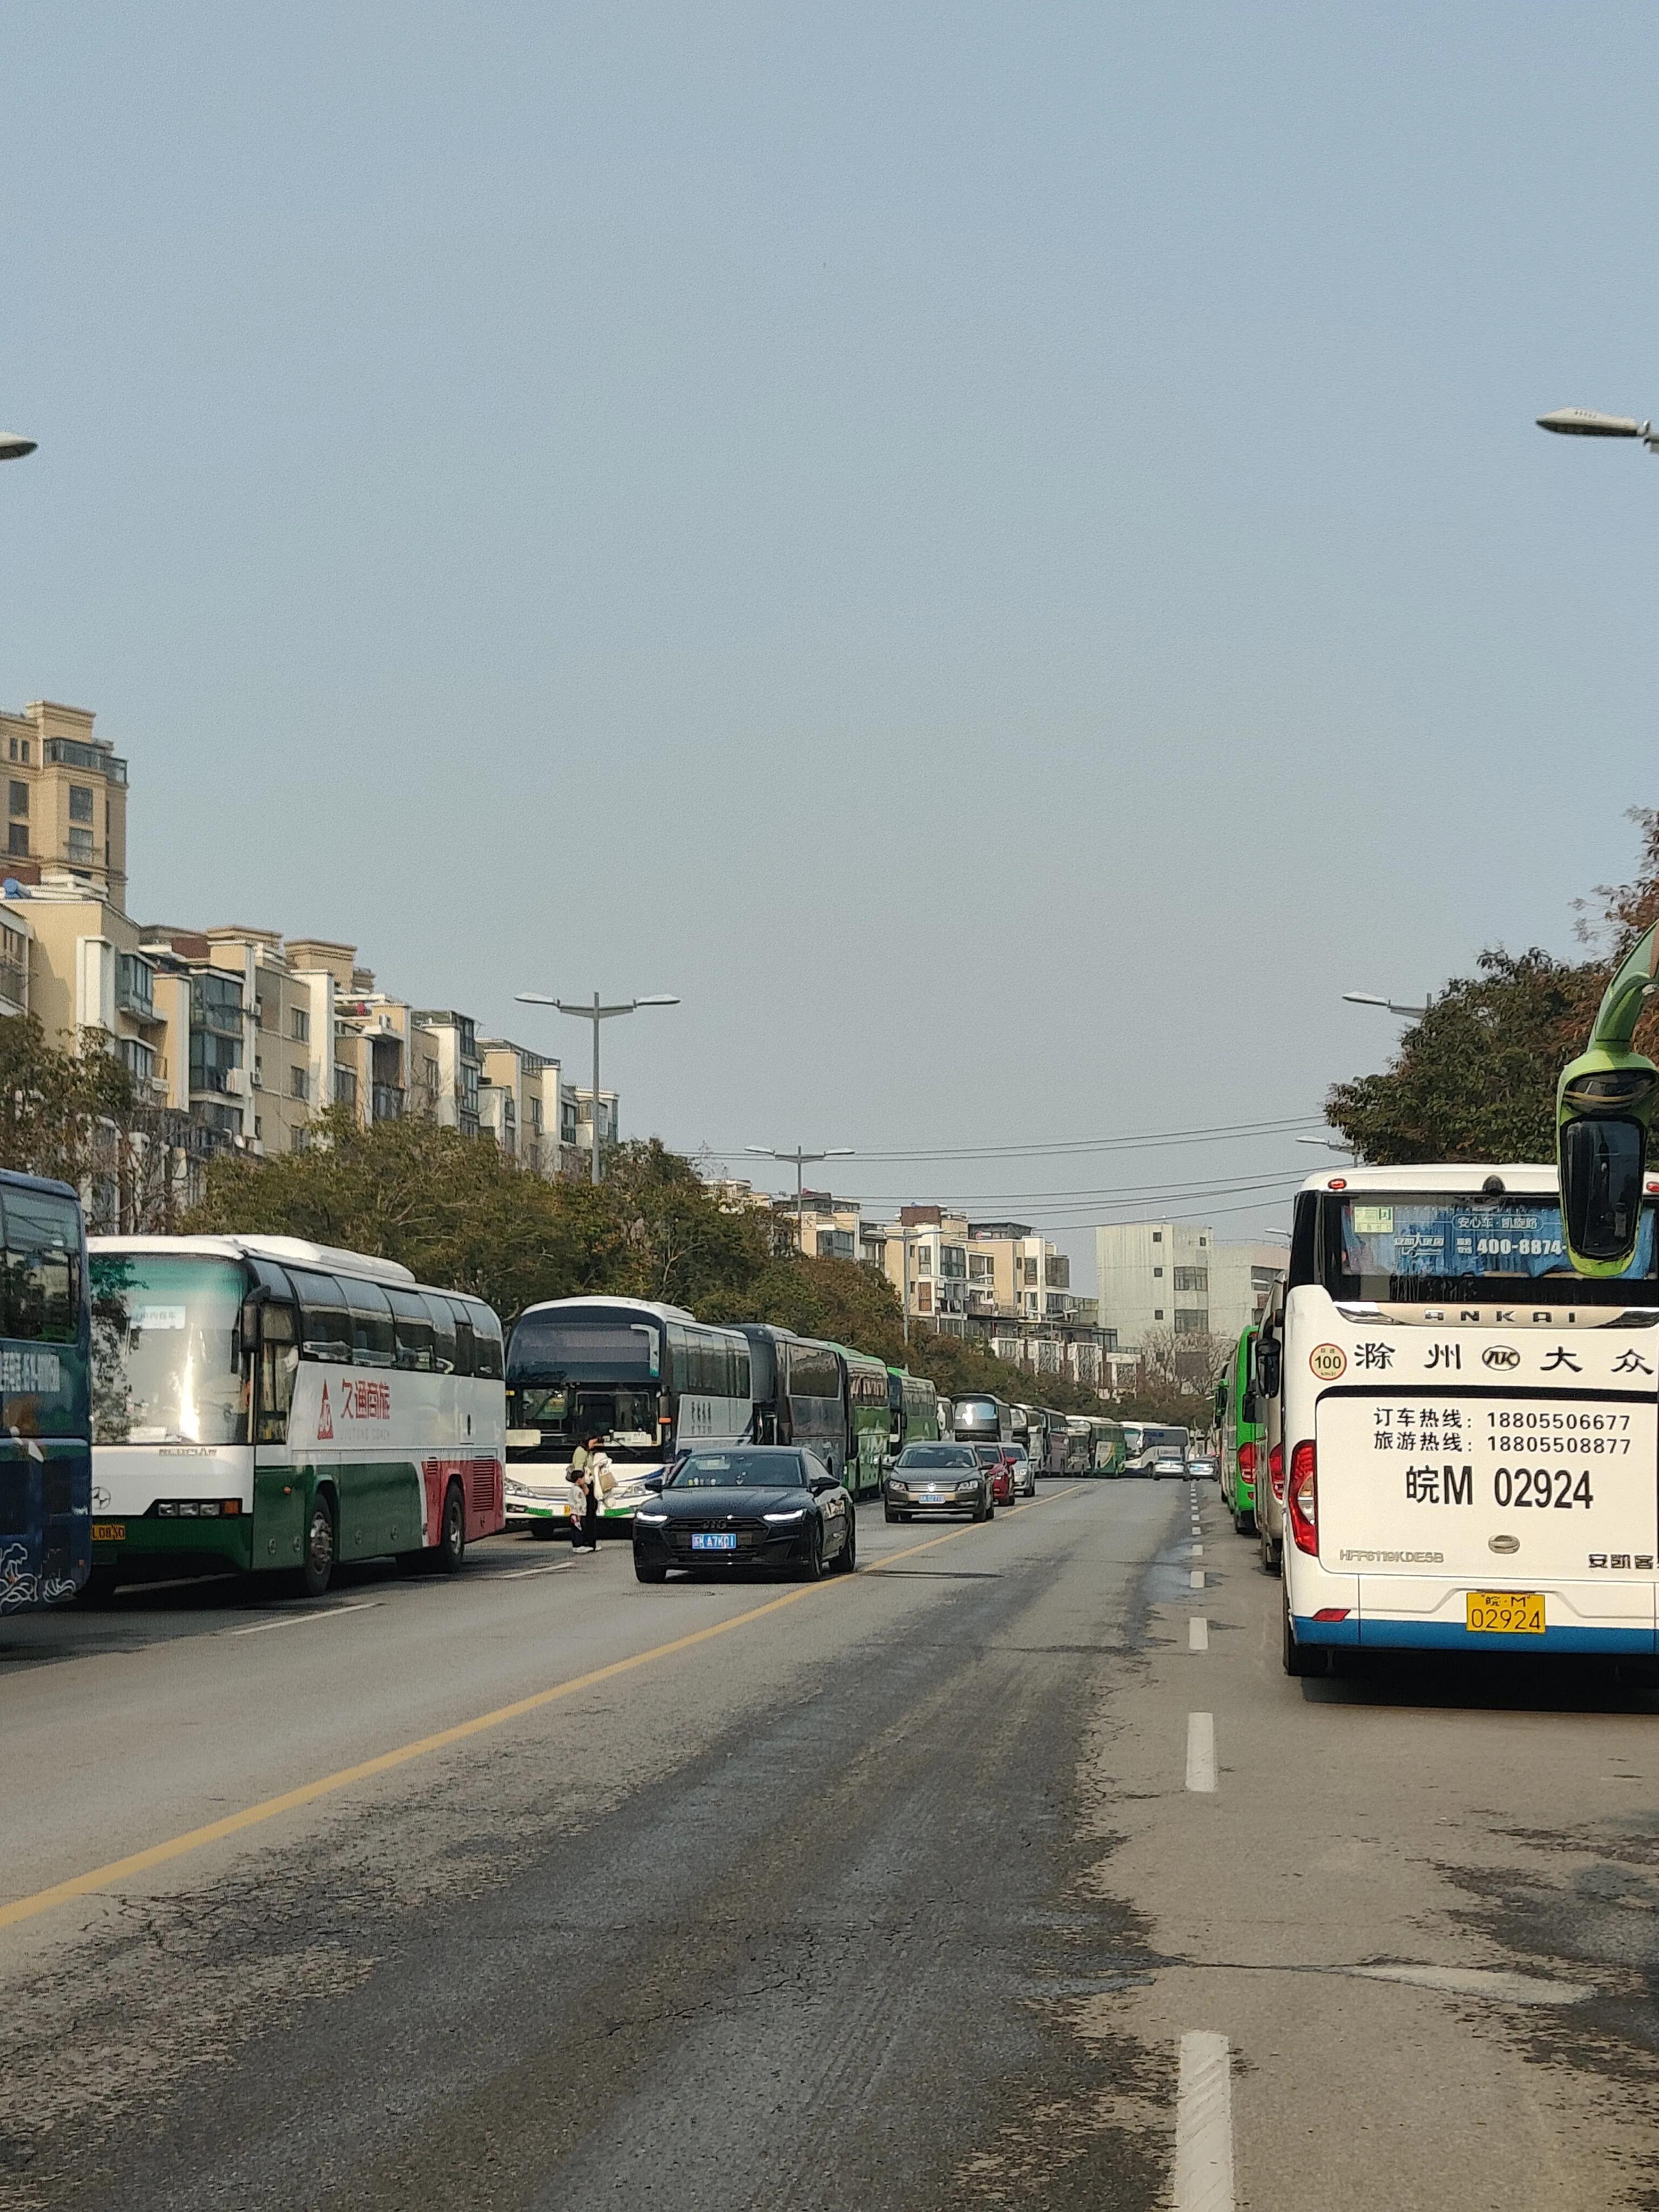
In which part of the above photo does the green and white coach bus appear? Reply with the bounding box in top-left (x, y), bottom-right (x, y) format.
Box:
top-left (87, 1235), bottom-right (505, 1599)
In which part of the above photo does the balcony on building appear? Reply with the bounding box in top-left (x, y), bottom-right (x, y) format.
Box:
top-left (334, 1066), bottom-right (358, 1110)
top-left (0, 912), bottom-right (27, 1016)
top-left (371, 1083), bottom-right (404, 1122)
top-left (116, 950), bottom-right (157, 1023)
top-left (44, 736), bottom-right (126, 785)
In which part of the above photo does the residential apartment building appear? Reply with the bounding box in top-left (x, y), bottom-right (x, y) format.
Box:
top-left (1206, 1240), bottom-right (1288, 1345)
top-left (3, 882), bottom-right (168, 1094)
top-left (0, 702), bottom-right (128, 903)
top-left (1094, 1222), bottom-right (1285, 1352)
top-left (411, 1010), bottom-right (483, 1137)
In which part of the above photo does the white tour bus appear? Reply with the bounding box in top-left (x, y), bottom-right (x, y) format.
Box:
top-left (504, 1297), bottom-right (754, 1535)
top-left (87, 1235), bottom-right (506, 1599)
top-left (1280, 1164), bottom-right (1659, 1674)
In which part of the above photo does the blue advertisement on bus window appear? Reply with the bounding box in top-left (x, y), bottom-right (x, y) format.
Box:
top-left (1341, 1199), bottom-right (1655, 1282)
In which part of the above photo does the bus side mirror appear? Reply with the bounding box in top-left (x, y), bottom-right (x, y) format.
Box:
top-left (1242, 1388), bottom-right (1259, 1424)
top-left (1557, 1058), bottom-right (1658, 1274)
top-left (1257, 1341), bottom-right (1282, 1398)
top-left (1560, 1111), bottom-right (1648, 1272)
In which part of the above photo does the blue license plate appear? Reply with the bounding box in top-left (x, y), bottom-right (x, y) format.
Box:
top-left (691, 1532), bottom-right (738, 1552)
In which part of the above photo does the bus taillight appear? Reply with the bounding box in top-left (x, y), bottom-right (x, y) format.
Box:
top-left (1238, 1441), bottom-right (1256, 1478)
top-left (1268, 1442), bottom-right (1284, 1501)
top-left (1287, 1441), bottom-right (1317, 1554)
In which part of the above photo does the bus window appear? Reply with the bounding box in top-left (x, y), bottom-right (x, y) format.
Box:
top-left (446, 1298), bottom-right (476, 1378)
top-left (467, 1303), bottom-right (504, 1380)
top-left (255, 1301), bottom-right (297, 1444)
top-left (386, 1286), bottom-right (435, 1371)
top-left (287, 1270), bottom-right (352, 1363)
top-left (421, 1292), bottom-right (458, 1373)
top-left (785, 1343), bottom-right (840, 1400)
top-left (341, 1278), bottom-right (395, 1367)
top-left (2, 1186), bottom-right (80, 1343)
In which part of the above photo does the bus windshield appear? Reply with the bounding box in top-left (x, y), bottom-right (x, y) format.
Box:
top-left (90, 1255), bottom-right (248, 1446)
top-left (507, 1314), bottom-right (662, 1450)
top-left (1330, 1193), bottom-right (1658, 1297)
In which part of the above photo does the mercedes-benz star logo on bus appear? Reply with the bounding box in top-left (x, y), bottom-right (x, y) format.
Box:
top-left (1483, 1345), bottom-right (1521, 1371)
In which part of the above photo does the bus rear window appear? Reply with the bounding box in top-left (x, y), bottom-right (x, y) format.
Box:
top-left (1326, 1194), bottom-right (1658, 1298)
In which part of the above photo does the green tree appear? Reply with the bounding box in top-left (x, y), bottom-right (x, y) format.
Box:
top-left (1325, 947), bottom-right (1598, 1165)
top-left (1326, 808), bottom-right (1659, 1166)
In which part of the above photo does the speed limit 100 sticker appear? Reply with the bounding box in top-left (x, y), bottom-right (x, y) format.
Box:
top-left (1309, 1343), bottom-right (1347, 1381)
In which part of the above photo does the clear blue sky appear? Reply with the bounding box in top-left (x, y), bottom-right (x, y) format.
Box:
top-left (5, 2), bottom-right (1658, 1289)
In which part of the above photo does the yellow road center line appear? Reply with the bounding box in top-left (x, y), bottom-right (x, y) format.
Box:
top-left (0, 1485), bottom-right (1078, 1933)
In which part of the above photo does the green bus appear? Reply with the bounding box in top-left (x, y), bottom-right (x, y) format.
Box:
top-left (886, 1366), bottom-right (940, 1464)
top-left (829, 1342), bottom-right (895, 1499)
top-left (1217, 1324), bottom-right (1261, 1534)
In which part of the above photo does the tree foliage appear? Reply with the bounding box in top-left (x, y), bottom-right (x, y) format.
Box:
top-left (1325, 809), bottom-right (1659, 1168)
top-left (185, 1113), bottom-right (1107, 1407)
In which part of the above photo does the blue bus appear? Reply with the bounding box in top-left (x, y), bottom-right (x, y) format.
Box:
top-left (0, 1173), bottom-right (90, 1611)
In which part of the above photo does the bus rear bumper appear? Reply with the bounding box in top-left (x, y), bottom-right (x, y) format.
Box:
top-left (1292, 1613), bottom-right (1656, 1654)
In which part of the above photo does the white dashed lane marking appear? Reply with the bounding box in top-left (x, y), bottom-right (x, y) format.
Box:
top-left (1173, 2031), bottom-right (1235, 2210)
top-left (1189, 1616), bottom-right (1209, 1651)
top-left (1185, 1711), bottom-right (1217, 1792)
top-left (1189, 1568), bottom-right (1205, 1590)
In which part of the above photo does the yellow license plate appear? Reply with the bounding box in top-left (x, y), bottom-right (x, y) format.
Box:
top-left (91, 1522), bottom-right (125, 1543)
top-left (1466, 1590), bottom-right (1545, 1634)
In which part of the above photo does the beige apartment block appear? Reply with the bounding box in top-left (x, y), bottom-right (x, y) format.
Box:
top-left (202, 929), bottom-right (317, 1156)
top-left (0, 702), bottom-right (129, 906)
top-left (5, 882), bottom-right (170, 1095)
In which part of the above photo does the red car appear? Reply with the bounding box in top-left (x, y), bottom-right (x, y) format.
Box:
top-left (974, 1444), bottom-right (1017, 1506)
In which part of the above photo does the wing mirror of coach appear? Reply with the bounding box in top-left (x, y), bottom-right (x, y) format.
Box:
top-left (1256, 1338), bottom-right (1282, 1399)
top-left (1557, 923), bottom-right (1659, 1276)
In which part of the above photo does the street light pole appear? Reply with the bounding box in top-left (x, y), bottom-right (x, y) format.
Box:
top-left (514, 989), bottom-right (679, 1184)
top-left (1537, 407), bottom-right (1659, 453)
top-left (745, 1145), bottom-right (854, 1255)
top-left (1343, 990), bottom-right (1430, 1017)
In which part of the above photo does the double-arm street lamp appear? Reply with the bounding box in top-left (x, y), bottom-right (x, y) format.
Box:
top-left (746, 1144), bottom-right (854, 1255)
top-left (514, 990), bottom-right (679, 1184)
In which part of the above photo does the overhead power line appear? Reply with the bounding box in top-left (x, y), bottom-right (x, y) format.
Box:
top-left (705, 1113), bottom-right (1323, 1166)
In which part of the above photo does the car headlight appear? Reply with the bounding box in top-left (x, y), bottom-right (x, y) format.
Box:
top-left (888, 1480), bottom-right (908, 1494)
top-left (611, 1486), bottom-right (646, 1506)
top-left (956, 1479), bottom-right (980, 1493)
top-left (635, 1508), bottom-right (669, 1524)
top-left (763, 1508), bottom-right (807, 1523)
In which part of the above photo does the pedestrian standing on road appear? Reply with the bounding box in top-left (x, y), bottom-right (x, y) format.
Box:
top-left (570, 1432), bottom-right (604, 1551)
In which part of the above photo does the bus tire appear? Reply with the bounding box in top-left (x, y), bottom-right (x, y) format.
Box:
top-left (528, 1521), bottom-right (559, 1541)
top-left (434, 1479), bottom-right (467, 1574)
top-left (286, 1488), bottom-right (335, 1600)
top-left (78, 1566), bottom-right (120, 1606)
top-left (1282, 1591), bottom-right (1327, 1677)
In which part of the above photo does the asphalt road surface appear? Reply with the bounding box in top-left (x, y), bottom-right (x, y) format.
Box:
top-left (3, 1479), bottom-right (1659, 2209)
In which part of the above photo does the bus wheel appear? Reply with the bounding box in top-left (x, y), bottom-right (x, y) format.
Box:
top-left (287, 1491), bottom-right (335, 1600)
top-left (528, 1521), bottom-right (558, 1541)
top-left (1282, 1590), bottom-right (1328, 1677)
top-left (78, 1566), bottom-right (120, 1607)
top-left (434, 1480), bottom-right (467, 1574)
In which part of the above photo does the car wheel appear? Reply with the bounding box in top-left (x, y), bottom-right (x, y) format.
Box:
top-left (834, 1511), bottom-right (857, 1574)
top-left (884, 1506), bottom-right (899, 1523)
top-left (634, 1553), bottom-right (668, 1584)
top-left (284, 1489), bottom-right (335, 1600)
top-left (799, 1526), bottom-right (825, 1581)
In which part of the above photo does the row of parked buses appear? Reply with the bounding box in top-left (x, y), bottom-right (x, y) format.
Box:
top-left (1, 1201), bottom-right (1172, 1615)
top-left (500, 1300), bottom-right (1168, 1532)
top-left (1215, 1163), bottom-right (1659, 1677)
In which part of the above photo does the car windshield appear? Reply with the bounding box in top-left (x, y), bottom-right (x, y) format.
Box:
top-left (896, 1445), bottom-right (974, 1468)
top-left (669, 1451), bottom-right (806, 1489)
top-left (973, 1445), bottom-right (1001, 1464)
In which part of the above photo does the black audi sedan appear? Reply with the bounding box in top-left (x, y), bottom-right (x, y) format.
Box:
top-left (632, 1446), bottom-right (856, 1583)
